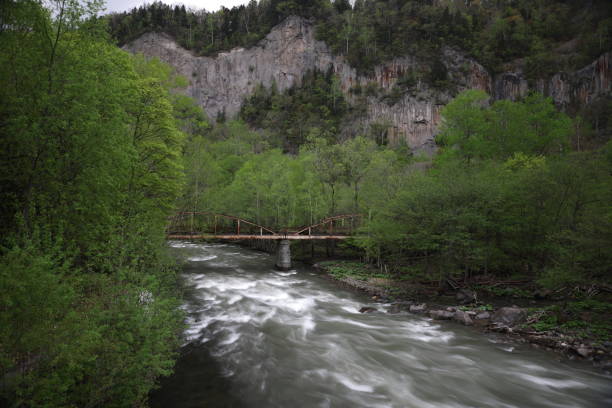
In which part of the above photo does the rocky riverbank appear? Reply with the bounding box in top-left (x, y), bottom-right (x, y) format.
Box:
top-left (314, 261), bottom-right (612, 373)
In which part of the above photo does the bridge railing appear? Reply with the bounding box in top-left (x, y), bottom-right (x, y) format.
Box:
top-left (166, 212), bottom-right (277, 237)
top-left (167, 212), bottom-right (364, 239)
top-left (291, 214), bottom-right (363, 236)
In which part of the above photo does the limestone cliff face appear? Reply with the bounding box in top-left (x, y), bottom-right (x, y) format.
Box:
top-left (124, 18), bottom-right (335, 123)
top-left (124, 16), bottom-right (610, 152)
top-left (493, 52), bottom-right (611, 108)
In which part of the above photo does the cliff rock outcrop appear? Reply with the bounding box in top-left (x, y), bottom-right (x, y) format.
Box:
top-left (124, 16), bottom-right (611, 152)
top-left (493, 52), bottom-right (611, 108)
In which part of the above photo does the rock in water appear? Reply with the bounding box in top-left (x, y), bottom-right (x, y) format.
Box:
top-left (475, 311), bottom-right (491, 320)
top-left (409, 303), bottom-right (427, 313)
top-left (491, 307), bottom-right (527, 327)
top-left (359, 307), bottom-right (377, 313)
top-left (454, 310), bottom-right (474, 326)
top-left (387, 301), bottom-right (414, 314)
top-left (576, 346), bottom-right (593, 358)
top-left (429, 310), bottom-right (454, 320)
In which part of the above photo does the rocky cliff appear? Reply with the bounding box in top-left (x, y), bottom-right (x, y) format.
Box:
top-left (124, 16), bottom-right (611, 153)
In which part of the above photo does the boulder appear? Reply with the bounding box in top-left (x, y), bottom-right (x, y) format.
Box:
top-left (490, 307), bottom-right (527, 327)
top-left (387, 304), bottom-right (401, 314)
top-left (454, 310), bottom-right (474, 326)
top-left (456, 289), bottom-right (476, 304)
top-left (387, 302), bottom-right (412, 314)
top-left (473, 317), bottom-right (490, 327)
top-left (576, 346), bottom-right (593, 358)
top-left (359, 307), bottom-right (377, 313)
top-left (409, 303), bottom-right (427, 313)
top-left (475, 311), bottom-right (491, 320)
top-left (429, 310), bottom-right (455, 320)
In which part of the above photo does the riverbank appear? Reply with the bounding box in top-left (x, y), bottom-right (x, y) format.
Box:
top-left (314, 260), bottom-right (612, 372)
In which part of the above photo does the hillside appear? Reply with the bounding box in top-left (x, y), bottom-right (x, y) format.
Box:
top-left (123, 14), bottom-right (611, 153)
top-left (109, 0), bottom-right (612, 76)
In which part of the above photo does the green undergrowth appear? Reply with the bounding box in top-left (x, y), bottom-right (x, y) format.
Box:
top-left (526, 300), bottom-right (612, 343)
top-left (459, 304), bottom-right (494, 312)
top-left (319, 260), bottom-right (391, 281)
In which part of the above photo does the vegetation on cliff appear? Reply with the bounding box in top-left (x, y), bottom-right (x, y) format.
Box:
top-left (0, 1), bottom-right (187, 406)
top-left (240, 69), bottom-right (348, 152)
top-left (108, 0), bottom-right (612, 79)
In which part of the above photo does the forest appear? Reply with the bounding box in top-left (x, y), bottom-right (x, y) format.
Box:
top-left (108, 0), bottom-right (612, 77)
top-left (180, 85), bottom-right (612, 290)
top-left (1, 0), bottom-right (611, 407)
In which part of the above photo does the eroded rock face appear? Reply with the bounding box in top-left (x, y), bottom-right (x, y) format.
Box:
top-left (493, 52), bottom-right (612, 108)
top-left (124, 16), bottom-right (611, 152)
top-left (124, 18), bottom-right (339, 125)
top-left (123, 17), bottom-right (489, 152)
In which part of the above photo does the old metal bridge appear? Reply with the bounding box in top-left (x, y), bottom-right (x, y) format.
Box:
top-left (166, 212), bottom-right (363, 241)
top-left (167, 212), bottom-right (363, 270)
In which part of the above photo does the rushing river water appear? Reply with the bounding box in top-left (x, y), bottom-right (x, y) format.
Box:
top-left (152, 242), bottom-right (612, 408)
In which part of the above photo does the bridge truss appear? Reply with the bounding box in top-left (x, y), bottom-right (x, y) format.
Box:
top-left (166, 212), bottom-right (363, 240)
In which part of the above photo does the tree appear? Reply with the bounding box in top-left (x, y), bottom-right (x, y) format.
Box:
top-left (304, 131), bottom-right (345, 215)
top-left (438, 90), bottom-right (571, 162)
top-left (437, 89), bottom-right (490, 162)
top-left (0, 2), bottom-right (184, 405)
top-left (340, 136), bottom-right (377, 211)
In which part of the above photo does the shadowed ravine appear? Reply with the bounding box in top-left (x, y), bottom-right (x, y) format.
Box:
top-left (151, 242), bottom-right (612, 408)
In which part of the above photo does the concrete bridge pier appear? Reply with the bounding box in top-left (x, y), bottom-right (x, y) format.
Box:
top-left (275, 239), bottom-right (292, 271)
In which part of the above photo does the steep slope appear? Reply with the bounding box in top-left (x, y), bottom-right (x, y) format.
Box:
top-left (124, 16), bottom-right (611, 152)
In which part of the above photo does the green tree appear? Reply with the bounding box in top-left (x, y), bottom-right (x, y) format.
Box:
top-left (438, 90), bottom-right (571, 162)
top-left (305, 131), bottom-right (345, 215)
top-left (339, 135), bottom-right (377, 211)
top-left (437, 89), bottom-right (490, 162)
top-left (0, 2), bottom-right (185, 406)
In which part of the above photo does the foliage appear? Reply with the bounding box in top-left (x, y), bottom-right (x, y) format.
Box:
top-left (528, 301), bottom-right (612, 342)
top-left (437, 90), bottom-right (571, 162)
top-left (178, 114), bottom-right (389, 229)
top-left (107, 0), bottom-right (330, 57)
top-left (195, 90), bottom-right (608, 295)
top-left (320, 260), bottom-right (389, 281)
top-left (108, 1), bottom-right (611, 78)
top-left (240, 69), bottom-right (349, 152)
top-left (355, 91), bottom-right (612, 288)
top-left (0, 1), bottom-right (185, 406)
top-left (458, 304), bottom-right (493, 312)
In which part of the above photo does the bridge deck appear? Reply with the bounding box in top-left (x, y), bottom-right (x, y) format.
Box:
top-left (167, 234), bottom-right (351, 240)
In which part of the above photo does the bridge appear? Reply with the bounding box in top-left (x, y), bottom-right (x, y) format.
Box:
top-left (166, 212), bottom-right (363, 270)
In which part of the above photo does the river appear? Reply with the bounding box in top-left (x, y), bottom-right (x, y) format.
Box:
top-left (151, 241), bottom-right (611, 408)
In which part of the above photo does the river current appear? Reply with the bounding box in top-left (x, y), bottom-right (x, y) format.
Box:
top-left (152, 242), bottom-right (611, 408)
